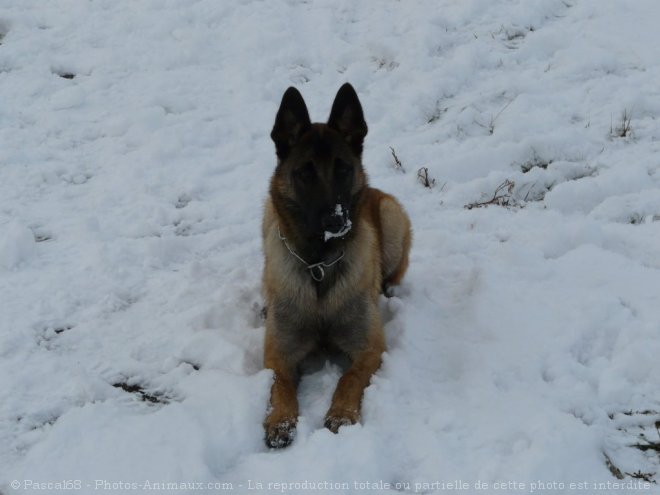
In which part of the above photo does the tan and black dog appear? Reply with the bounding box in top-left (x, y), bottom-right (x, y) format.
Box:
top-left (262, 83), bottom-right (411, 448)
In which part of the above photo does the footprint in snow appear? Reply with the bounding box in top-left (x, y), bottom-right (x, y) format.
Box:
top-left (36, 322), bottom-right (75, 349)
top-left (30, 226), bottom-right (54, 243)
top-left (52, 69), bottom-right (76, 79)
top-left (175, 194), bottom-right (191, 209)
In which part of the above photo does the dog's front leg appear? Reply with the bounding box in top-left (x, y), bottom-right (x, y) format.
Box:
top-left (263, 329), bottom-right (299, 448)
top-left (324, 326), bottom-right (385, 433)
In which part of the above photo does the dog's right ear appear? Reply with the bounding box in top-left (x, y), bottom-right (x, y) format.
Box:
top-left (271, 87), bottom-right (311, 160)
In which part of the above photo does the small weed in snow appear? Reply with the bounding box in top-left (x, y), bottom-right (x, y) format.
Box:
top-left (611, 109), bottom-right (633, 138)
top-left (417, 167), bottom-right (436, 189)
top-left (389, 146), bottom-right (405, 173)
top-left (465, 179), bottom-right (522, 210)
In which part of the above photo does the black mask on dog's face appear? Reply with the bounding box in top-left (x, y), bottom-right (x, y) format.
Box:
top-left (270, 84), bottom-right (368, 243)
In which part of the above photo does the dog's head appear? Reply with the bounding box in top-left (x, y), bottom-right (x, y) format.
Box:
top-left (269, 83), bottom-right (368, 244)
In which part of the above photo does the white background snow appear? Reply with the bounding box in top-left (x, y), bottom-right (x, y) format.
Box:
top-left (1, 0), bottom-right (660, 493)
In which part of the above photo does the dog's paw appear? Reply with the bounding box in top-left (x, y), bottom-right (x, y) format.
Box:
top-left (324, 409), bottom-right (359, 433)
top-left (264, 419), bottom-right (297, 448)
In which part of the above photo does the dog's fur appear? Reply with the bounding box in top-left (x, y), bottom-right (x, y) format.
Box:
top-left (262, 83), bottom-right (412, 448)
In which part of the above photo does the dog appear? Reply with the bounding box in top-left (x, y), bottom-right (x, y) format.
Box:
top-left (262, 83), bottom-right (412, 448)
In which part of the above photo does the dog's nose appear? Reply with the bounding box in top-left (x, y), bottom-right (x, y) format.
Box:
top-left (321, 213), bottom-right (345, 232)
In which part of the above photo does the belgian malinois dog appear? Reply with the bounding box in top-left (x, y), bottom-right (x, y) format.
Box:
top-left (262, 83), bottom-right (412, 448)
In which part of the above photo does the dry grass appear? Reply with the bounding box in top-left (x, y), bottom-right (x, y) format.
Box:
top-left (389, 146), bottom-right (405, 173)
top-left (611, 109), bottom-right (633, 138)
top-left (417, 167), bottom-right (436, 188)
top-left (464, 179), bottom-right (521, 210)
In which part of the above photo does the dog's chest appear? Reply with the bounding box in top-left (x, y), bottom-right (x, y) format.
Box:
top-left (271, 289), bottom-right (370, 356)
top-left (264, 215), bottom-right (376, 355)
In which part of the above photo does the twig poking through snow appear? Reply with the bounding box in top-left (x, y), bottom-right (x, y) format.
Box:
top-left (611, 109), bottom-right (633, 138)
top-left (464, 179), bottom-right (522, 210)
top-left (417, 167), bottom-right (436, 188)
top-left (389, 147), bottom-right (405, 173)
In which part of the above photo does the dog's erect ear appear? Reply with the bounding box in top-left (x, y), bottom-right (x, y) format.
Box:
top-left (327, 83), bottom-right (368, 157)
top-left (271, 87), bottom-right (312, 160)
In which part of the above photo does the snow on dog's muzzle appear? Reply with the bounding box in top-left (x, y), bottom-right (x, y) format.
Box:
top-left (323, 204), bottom-right (352, 241)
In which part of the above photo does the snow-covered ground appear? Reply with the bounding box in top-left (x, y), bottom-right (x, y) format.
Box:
top-left (2, 0), bottom-right (660, 493)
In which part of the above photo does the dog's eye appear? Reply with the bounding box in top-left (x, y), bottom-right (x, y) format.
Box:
top-left (293, 162), bottom-right (316, 183)
top-left (334, 159), bottom-right (353, 179)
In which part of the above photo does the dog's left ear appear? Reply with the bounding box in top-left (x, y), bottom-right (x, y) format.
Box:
top-left (328, 83), bottom-right (368, 157)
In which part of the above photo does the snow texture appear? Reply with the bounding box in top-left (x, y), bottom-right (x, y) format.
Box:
top-left (1, 0), bottom-right (660, 493)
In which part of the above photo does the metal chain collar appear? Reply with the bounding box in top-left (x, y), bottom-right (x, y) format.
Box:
top-left (277, 227), bottom-right (345, 282)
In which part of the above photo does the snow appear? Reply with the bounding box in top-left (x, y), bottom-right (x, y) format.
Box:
top-left (1, 0), bottom-right (660, 493)
top-left (324, 216), bottom-right (351, 243)
top-left (324, 204), bottom-right (351, 242)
